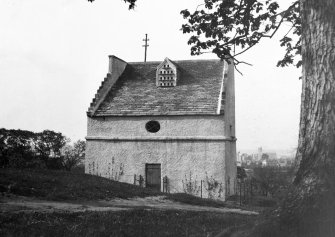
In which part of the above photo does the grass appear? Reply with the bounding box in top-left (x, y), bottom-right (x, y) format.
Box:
top-left (0, 168), bottom-right (273, 237)
top-left (166, 193), bottom-right (226, 208)
top-left (0, 168), bottom-right (227, 208)
top-left (0, 168), bottom-right (160, 201)
top-left (0, 209), bottom-right (256, 237)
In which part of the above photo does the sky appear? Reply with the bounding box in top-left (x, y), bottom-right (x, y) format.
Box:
top-left (0, 0), bottom-right (301, 153)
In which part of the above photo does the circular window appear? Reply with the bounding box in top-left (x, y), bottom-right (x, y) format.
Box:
top-left (145, 121), bottom-right (160, 133)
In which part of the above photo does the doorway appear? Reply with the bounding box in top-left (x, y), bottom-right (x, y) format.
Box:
top-left (145, 164), bottom-right (161, 191)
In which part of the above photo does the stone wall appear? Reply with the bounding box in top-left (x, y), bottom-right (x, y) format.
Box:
top-left (87, 115), bottom-right (225, 137)
top-left (86, 115), bottom-right (234, 200)
top-left (85, 139), bottom-right (227, 199)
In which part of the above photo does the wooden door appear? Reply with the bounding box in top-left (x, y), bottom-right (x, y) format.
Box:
top-left (145, 164), bottom-right (161, 191)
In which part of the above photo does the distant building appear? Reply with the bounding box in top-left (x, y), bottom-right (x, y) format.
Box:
top-left (257, 147), bottom-right (263, 161)
top-left (267, 152), bottom-right (277, 160)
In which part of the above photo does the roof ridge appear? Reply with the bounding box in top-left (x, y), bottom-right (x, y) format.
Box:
top-left (128, 58), bottom-right (221, 64)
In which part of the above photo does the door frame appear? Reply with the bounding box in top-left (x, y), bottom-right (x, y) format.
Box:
top-left (145, 163), bottom-right (161, 191)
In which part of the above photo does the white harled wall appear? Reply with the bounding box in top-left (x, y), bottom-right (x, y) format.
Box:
top-left (85, 115), bottom-right (232, 200)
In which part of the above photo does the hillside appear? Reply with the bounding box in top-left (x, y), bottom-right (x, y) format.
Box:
top-left (0, 168), bottom-right (230, 208)
top-left (0, 168), bottom-right (266, 237)
top-left (0, 168), bottom-right (159, 201)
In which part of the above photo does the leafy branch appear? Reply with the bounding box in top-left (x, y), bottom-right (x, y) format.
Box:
top-left (180, 0), bottom-right (301, 68)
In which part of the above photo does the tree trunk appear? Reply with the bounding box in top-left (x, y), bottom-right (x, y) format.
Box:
top-left (282, 0), bottom-right (335, 236)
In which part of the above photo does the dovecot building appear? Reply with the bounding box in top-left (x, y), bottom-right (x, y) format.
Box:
top-left (85, 56), bottom-right (237, 200)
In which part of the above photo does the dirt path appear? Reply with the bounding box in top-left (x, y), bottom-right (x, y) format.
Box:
top-left (0, 195), bottom-right (258, 215)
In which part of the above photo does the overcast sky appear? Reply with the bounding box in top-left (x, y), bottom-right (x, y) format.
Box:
top-left (0, 0), bottom-right (301, 153)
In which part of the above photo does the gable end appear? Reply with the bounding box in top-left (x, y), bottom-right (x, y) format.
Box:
top-left (87, 55), bottom-right (127, 116)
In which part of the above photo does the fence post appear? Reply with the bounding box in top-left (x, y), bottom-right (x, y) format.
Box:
top-left (139, 175), bottom-right (144, 188)
top-left (245, 181), bottom-right (248, 203)
top-left (244, 181), bottom-right (246, 203)
top-left (239, 181), bottom-right (242, 206)
top-left (163, 176), bottom-right (167, 193)
top-left (234, 178), bottom-right (237, 195)
top-left (134, 174), bottom-right (136, 185)
top-left (200, 180), bottom-right (203, 198)
top-left (228, 177), bottom-right (230, 196)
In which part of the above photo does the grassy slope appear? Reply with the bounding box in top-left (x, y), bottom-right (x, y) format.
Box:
top-left (0, 169), bottom-right (268, 237)
top-left (0, 168), bottom-right (159, 201)
top-left (0, 168), bottom-right (227, 208)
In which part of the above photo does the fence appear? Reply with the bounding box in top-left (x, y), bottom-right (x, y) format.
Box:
top-left (133, 174), bottom-right (170, 193)
top-left (132, 174), bottom-right (261, 204)
top-left (234, 178), bottom-right (273, 205)
top-left (133, 174), bottom-right (144, 187)
top-left (235, 178), bottom-right (253, 205)
top-left (182, 178), bottom-right (228, 199)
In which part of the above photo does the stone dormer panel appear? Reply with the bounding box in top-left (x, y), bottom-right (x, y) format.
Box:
top-left (156, 58), bottom-right (178, 87)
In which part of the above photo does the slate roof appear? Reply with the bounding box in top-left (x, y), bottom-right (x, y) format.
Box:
top-left (93, 59), bottom-right (225, 116)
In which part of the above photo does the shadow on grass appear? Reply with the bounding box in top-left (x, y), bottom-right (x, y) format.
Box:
top-left (166, 193), bottom-right (226, 208)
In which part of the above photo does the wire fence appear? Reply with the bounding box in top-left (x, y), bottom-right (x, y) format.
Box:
top-left (133, 174), bottom-right (144, 187)
top-left (132, 174), bottom-right (269, 205)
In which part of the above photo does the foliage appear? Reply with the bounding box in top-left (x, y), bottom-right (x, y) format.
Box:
top-left (180, 0), bottom-right (302, 70)
top-left (205, 173), bottom-right (224, 199)
top-left (237, 166), bottom-right (247, 179)
top-left (34, 130), bottom-right (67, 169)
top-left (105, 157), bottom-right (124, 181)
top-left (253, 166), bottom-right (294, 198)
top-left (0, 128), bottom-right (84, 170)
top-left (182, 171), bottom-right (201, 196)
top-left (261, 153), bottom-right (269, 161)
top-left (88, 0), bottom-right (302, 69)
top-left (61, 140), bottom-right (86, 171)
top-left (0, 128), bottom-right (35, 168)
top-left (0, 128), bottom-right (43, 169)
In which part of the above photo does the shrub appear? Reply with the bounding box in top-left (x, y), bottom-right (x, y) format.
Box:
top-left (182, 171), bottom-right (200, 196)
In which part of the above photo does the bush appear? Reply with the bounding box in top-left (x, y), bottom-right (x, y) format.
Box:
top-left (253, 166), bottom-right (294, 198)
top-left (0, 128), bottom-right (85, 171)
